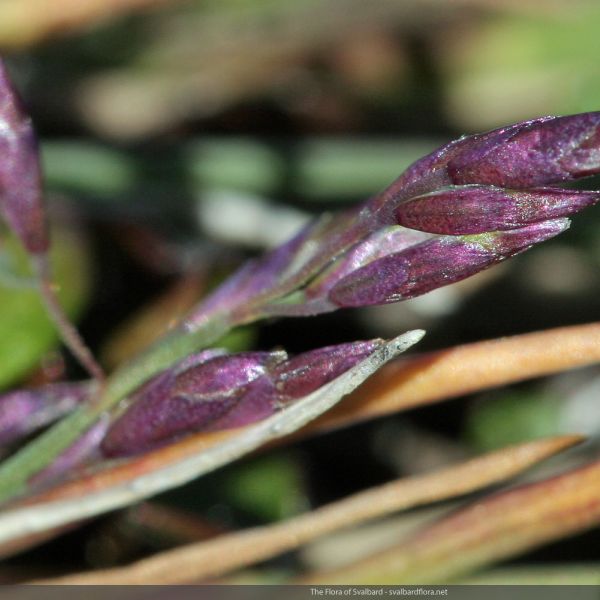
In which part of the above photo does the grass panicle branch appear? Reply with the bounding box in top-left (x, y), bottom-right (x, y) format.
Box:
top-left (0, 66), bottom-right (599, 510)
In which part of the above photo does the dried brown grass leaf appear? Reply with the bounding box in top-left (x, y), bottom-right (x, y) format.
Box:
top-left (311, 321), bottom-right (600, 434)
top-left (37, 435), bottom-right (581, 584)
top-left (302, 456), bottom-right (600, 584)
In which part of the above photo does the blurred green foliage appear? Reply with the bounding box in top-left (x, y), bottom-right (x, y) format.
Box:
top-left (445, 5), bottom-right (600, 128)
top-left (465, 390), bottom-right (563, 452)
top-left (221, 454), bottom-right (306, 522)
top-left (0, 227), bottom-right (91, 388)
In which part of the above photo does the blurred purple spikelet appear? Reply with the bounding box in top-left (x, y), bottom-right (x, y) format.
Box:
top-left (0, 382), bottom-right (91, 446)
top-left (0, 59), bottom-right (47, 255)
top-left (102, 341), bottom-right (384, 457)
top-left (0, 58), bottom-right (105, 381)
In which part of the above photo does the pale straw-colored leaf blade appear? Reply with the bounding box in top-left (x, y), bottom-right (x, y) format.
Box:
top-left (303, 458), bottom-right (600, 584)
top-left (311, 321), bottom-right (600, 434)
top-left (38, 435), bottom-right (581, 584)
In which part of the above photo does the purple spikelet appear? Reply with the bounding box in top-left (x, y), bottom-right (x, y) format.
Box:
top-left (101, 340), bottom-right (384, 457)
top-left (328, 220), bottom-right (569, 307)
top-left (0, 59), bottom-right (47, 255)
top-left (0, 382), bottom-right (91, 446)
top-left (369, 113), bottom-right (600, 226)
top-left (181, 112), bottom-right (600, 326)
top-left (447, 113), bottom-right (600, 189)
top-left (395, 185), bottom-right (600, 235)
top-left (272, 339), bottom-right (383, 401)
top-left (101, 351), bottom-right (285, 456)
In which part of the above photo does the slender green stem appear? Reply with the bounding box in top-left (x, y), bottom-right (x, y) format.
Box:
top-left (34, 255), bottom-right (106, 382)
top-left (0, 315), bottom-right (230, 503)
